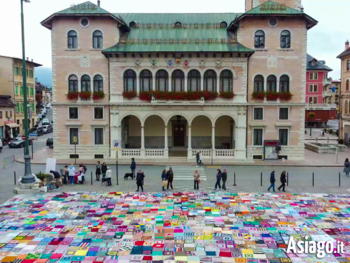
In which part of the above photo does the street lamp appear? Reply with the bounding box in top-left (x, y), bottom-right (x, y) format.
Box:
top-left (20, 0), bottom-right (35, 184)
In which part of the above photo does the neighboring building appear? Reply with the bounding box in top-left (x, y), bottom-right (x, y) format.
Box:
top-left (338, 40), bottom-right (350, 141)
top-left (0, 96), bottom-right (16, 139)
top-left (35, 82), bottom-right (46, 113)
top-left (0, 55), bottom-right (42, 134)
top-left (332, 80), bottom-right (341, 110)
top-left (41, 0), bottom-right (316, 161)
top-left (304, 54), bottom-right (336, 127)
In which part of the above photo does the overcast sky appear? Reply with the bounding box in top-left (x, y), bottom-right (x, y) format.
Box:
top-left (0, 0), bottom-right (348, 80)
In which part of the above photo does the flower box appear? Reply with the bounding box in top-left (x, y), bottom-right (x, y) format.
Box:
top-left (123, 91), bottom-right (137, 100)
top-left (93, 91), bottom-right (105, 100)
top-left (67, 91), bottom-right (79, 100)
top-left (252, 92), bottom-right (265, 101)
top-left (279, 92), bottom-right (293, 101)
top-left (219, 91), bottom-right (235, 99)
top-left (79, 91), bottom-right (91, 100)
top-left (139, 91), bottom-right (152, 101)
top-left (203, 91), bottom-right (218, 101)
top-left (265, 92), bottom-right (279, 101)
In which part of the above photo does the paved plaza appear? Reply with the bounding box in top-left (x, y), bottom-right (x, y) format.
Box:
top-left (0, 192), bottom-right (350, 262)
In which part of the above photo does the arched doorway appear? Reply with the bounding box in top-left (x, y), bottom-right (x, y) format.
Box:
top-left (215, 116), bottom-right (235, 150)
top-left (191, 116), bottom-right (213, 149)
top-left (167, 115), bottom-right (188, 157)
top-left (121, 115), bottom-right (141, 149)
top-left (144, 115), bottom-right (165, 149)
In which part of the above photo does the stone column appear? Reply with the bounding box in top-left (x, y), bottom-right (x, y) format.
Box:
top-left (164, 126), bottom-right (169, 158)
top-left (184, 75), bottom-right (188, 92)
top-left (187, 125), bottom-right (192, 159)
top-left (212, 126), bottom-right (215, 149)
top-left (136, 75), bottom-right (140, 94)
top-left (235, 106), bottom-right (247, 159)
top-left (168, 76), bottom-right (172, 91)
top-left (216, 77), bottom-right (220, 93)
top-left (201, 77), bottom-right (204, 91)
top-left (110, 110), bottom-right (119, 159)
top-left (152, 77), bottom-right (156, 91)
top-left (141, 125), bottom-right (145, 158)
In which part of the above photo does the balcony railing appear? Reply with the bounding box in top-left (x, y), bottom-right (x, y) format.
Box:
top-left (306, 104), bottom-right (337, 110)
top-left (323, 78), bottom-right (332, 86)
top-left (322, 91), bottom-right (332, 98)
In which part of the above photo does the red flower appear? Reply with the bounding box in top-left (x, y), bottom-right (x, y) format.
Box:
top-left (219, 92), bottom-right (235, 99)
top-left (279, 92), bottom-right (293, 101)
top-left (79, 91), bottom-right (91, 100)
top-left (123, 91), bottom-right (137, 100)
top-left (266, 92), bottom-right (279, 101)
top-left (252, 92), bottom-right (265, 101)
top-left (67, 91), bottom-right (79, 100)
top-left (93, 91), bottom-right (105, 100)
top-left (139, 91), bottom-right (152, 101)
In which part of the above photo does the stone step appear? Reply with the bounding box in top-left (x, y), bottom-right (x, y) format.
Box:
top-left (14, 187), bottom-right (42, 195)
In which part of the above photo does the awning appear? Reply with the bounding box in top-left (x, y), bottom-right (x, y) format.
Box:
top-left (6, 123), bottom-right (19, 128)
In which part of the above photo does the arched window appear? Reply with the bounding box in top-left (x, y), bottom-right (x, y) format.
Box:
top-left (220, 70), bottom-right (233, 92)
top-left (123, 70), bottom-right (136, 92)
top-left (188, 70), bottom-right (201, 91)
top-left (68, 30), bottom-right (78, 49)
top-left (280, 75), bottom-right (290, 92)
top-left (348, 60), bottom-right (350, 71)
top-left (220, 21), bottom-right (227, 28)
top-left (254, 75), bottom-right (264, 92)
top-left (156, 70), bottom-right (168, 91)
top-left (204, 70), bottom-right (217, 92)
top-left (347, 80), bottom-right (350, 91)
top-left (93, 75), bottom-right (103, 92)
top-left (140, 70), bottom-right (152, 92)
top-left (254, 30), bottom-right (265, 48)
top-left (172, 70), bottom-right (184, 92)
top-left (93, 30), bottom-right (103, 49)
top-left (175, 21), bottom-right (182, 28)
top-left (81, 75), bottom-right (91, 92)
top-left (281, 30), bottom-right (291, 48)
top-left (267, 75), bottom-right (277, 92)
top-left (346, 101), bottom-right (349, 115)
top-left (68, 74), bottom-right (78, 92)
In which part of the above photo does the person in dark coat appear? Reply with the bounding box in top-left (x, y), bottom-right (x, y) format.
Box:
top-left (167, 167), bottom-right (174, 190)
top-left (344, 158), bottom-right (350, 177)
top-left (101, 162), bottom-right (107, 180)
top-left (222, 169), bottom-right (228, 190)
top-left (161, 170), bottom-right (168, 191)
top-left (214, 169), bottom-right (222, 190)
top-left (268, 171), bottom-right (276, 192)
top-left (95, 161), bottom-right (101, 181)
top-left (50, 170), bottom-right (61, 189)
top-left (136, 170), bottom-right (145, 192)
top-left (278, 171), bottom-right (287, 192)
top-left (130, 158), bottom-right (136, 179)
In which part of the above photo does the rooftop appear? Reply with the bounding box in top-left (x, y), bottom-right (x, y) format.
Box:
top-left (306, 54), bottom-right (332, 71)
top-left (0, 55), bottom-right (42, 67)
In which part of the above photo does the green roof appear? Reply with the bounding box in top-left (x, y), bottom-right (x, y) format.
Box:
top-left (103, 13), bottom-right (253, 54)
top-left (244, 1), bottom-right (303, 15)
top-left (56, 1), bottom-right (111, 15)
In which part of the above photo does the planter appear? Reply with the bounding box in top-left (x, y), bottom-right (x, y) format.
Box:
top-left (279, 92), bottom-right (293, 101)
top-left (139, 91), bottom-right (152, 101)
top-left (203, 91), bottom-right (218, 101)
top-left (67, 91), bottom-right (79, 100)
top-left (265, 92), bottom-right (279, 101)
top-left (123, 91), bottom-right (138, 100)
top-left (219, 91), bottom-right (235, 100)
top-left (79, 91), bottom-right (91, 100)
top-left (252, 92), bottom-right (265, 101)
top-left (93, 91), bottom-right (105, 100)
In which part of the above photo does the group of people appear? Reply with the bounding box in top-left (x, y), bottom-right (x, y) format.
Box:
top-left (214, 169), bottom-right (228, 190)
top-left (196, 151), bottom-right (203, 167)
top-left (56, 163), bottom-right (87, 186)
top-left (161, 168), bottom-right (174, 191)
top-left (267, 171), bottom-right (288, 192)
top-left (95, 161), bottom-right (112, 186)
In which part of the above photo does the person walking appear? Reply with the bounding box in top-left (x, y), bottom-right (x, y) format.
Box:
top-left (130, 158), bottom-right (136, 179)
top-left (196, 152), bottom-right (200, 167)
top-left (278, 171), bottom-right (287, 192)
top-left (167, 167), bottom-right (174, 190)
top-left (95, 161), bottom-right (101, 181)
top-left (222, 169), bottom-right (228, 190)
top-left (193, 170), bottom-right (200, 190)
top-left (68, 164), bottom-right (76, 185)
top-left (101, 162), bottom-right (107, 181)
top-left (105, 167), bottom-right (112, 186)
top-left (214, 169), bottom-right (222, 190)
top-left (63, 165), bottom-right (69, 185)
top-left (267, 171), bottom-right (276, 192)
top-left (199, 151), bottom-right (203, 166)
top-left (344, 158), bottom-right (350, 177)
top-left (136, 170), bottom-right (145, 192)
top-left (161, 169), bottom-right (168, 191)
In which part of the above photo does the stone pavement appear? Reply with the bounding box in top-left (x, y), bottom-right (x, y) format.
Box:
top-left (15, 147), bottom-right (350, 167)
top-left (1, 191), bottom-right (350, 262)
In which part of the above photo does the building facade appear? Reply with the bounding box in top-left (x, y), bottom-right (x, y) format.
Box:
top-left (338, 41), bottom-right (350, 141)
top-left (0, 96), bottom-right (16, 139)
top-left (42, 0), bottom-right (316, 162)
top-left (0, 55), bottom-right (42, 135)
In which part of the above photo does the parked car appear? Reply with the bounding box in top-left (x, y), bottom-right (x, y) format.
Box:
top-left (46, 138), bottom-right (53, 148)
top-left (8, 137), bottom-right (32, 148)
top-left (42, 125), bottom-right (53, 134)
top-left (42, 119), bottom-right (50, 126)
top-left (1, 138), bottom-right (10, 146)
top-left (29, 127), bottom-right (44, 136)
top-left (46, 126), bottom-right (53, 133)
top-left (37, 114), bottom-right (42, 120)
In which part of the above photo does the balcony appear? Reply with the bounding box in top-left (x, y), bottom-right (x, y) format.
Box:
top-left (306, 104), bottom-right (337, 110)
top-left (323, 78), bottom-right (332, 86)
top-left (322, 91), bottom-right (332, 98)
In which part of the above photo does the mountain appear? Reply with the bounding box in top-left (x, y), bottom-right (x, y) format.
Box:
top-left (35, 67), bottom-right (52, 88)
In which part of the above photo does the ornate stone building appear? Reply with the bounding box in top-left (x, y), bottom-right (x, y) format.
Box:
top-left (41, 0), bottom-right (317, 162)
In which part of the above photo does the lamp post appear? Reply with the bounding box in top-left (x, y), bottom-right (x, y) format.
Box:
top-left (20, 0), bottom-right (35, 184)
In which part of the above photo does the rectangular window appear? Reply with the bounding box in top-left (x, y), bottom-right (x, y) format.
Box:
top-left (310, 73), bottom-right (318, 80)
top-left (70, 154), bottom-right (79, 159)
top-left (279, 129), bottom-right (289, 146)
top-left (30, 88), bottom-right (34, 96)
top-left (15, 104), bottom-right (19, 113)
top-left (69, 128), bottom-right (79, 145)
top-left (27, 87), bottom-right (29, 95)
top-left (69, 107), bottom-right (79, 119)
top-left (253, 129), bottom-right (263, 146)
top-left (21, 103), bottom-right (24, 112)
top-left (94, 128), bottom-right (104, 145)
top-left (95, 154), bottom-right (104, 159)
top-left (253, 108), bottom-right (263, 120)
top-left (31, 103), bottom-right (35, 112)
top-left (5, 111), bottom-right (8, 118)
top-left (279, 108), bottom-right (289, 120)
top-left (20, 86), bottom-right (23, 95)
top-left (94, 107), bottom-right (104, 119)
top-left (0, 112), bottom-right (2, 119)
top-left (19, 68), bottom-right (22, 76)
top-left (15, 86), bottom-right (18, 95)
top-left (10, 111), bottom-right (12, 118)
top-left (309, 84), bottom-right (318, 93)
top-left (308, 97), bottom-right (318, 104)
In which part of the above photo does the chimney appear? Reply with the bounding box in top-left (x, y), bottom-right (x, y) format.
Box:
top-left (346, 40), bottom-right (349, 50)
top-left (300, 5), bottom-right (304, 12)
top-left (97, 0), bottom-right (100, 7)
top-left (31, 59), bottom-right (33, 62)
top-left (26, 57), bottom-right (29, 61)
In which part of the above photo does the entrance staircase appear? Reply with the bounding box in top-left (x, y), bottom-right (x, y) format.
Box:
top-left (166, 166), bottom-right (207, 181)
